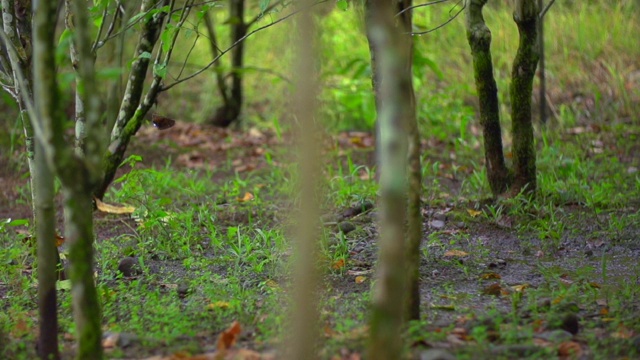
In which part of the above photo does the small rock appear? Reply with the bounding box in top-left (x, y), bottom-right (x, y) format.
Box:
top-left (116, 332), bottom-right (138, 348)
top-left (338, 221), bottom-right (356, 234)
top-left (430, 220), bottom-right (445, 229)
top-left (420, 349), bottom-right (456, 360)
top-left (117, 257), bottom-right (141, 277)
top-left (433, 212), bottom-right (447, 221)
top-left (177, 284), bottom-right (190, 298)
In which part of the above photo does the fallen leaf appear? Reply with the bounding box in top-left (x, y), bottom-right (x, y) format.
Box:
top-left (346, 269), bottom-right (374, 276)
top-left (55, 233), bottom-right (65, 247)
top-left (331, 259), bottom-right (345, 270)
top-left (444, 250), bottom-right (469, 258)
top-left (557, 341), bottom-right (582, 358)
top-left (511, 284), bottom-right (530, 293)
top-left (95, 198), bottom-right (135, 214)
top-left (217, 321), bottom-right (242, 350)
top-left (237, 192), bottom-right (254, 202)
top-left (56, 280), bottom-right (72, 291)
top-left (480, 272), bottom-right (501, 280)
top-left (207, 301), bottom-right (231, 311)
top-left (354, 276), bottom-right (366, 284)
top-left (467, 209), bottom-right (482, 217)
top-left (481, 283), bottom-right (509, 297)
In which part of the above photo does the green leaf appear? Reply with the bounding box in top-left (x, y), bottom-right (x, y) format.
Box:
top-left (161, 24), bottom-right (176, 54)
top-left (139, 51), bottom-right (152, 60)
top-left (337, 0), bottom-right (349, 11)
top-left (7, 218), bottom-right (29, 227)
top-left (57, 280), bottom-right (72, 291)
top-left (154, 63), bottom-right (167, 78)
top-left (260, 0), bottom-right (271, 15)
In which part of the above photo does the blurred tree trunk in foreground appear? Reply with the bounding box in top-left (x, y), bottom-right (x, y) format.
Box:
top-left (465, 0), bottom-right (539, 197)
top-left (286, 1), bottom-right (321, 359)
top-left (366, 0), bottom-right (415, 358)
top-left (34, 0), bottom-right (104, 357)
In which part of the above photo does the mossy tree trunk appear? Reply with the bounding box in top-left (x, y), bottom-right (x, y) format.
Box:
top-left (510, 0), bottom-right (539, 195)
top-left (96, 0), bottom-right (168, 200)
top-left (395, 0), bottom-right (423, 322)
top-left (465, 0), bottom-right (511, 196)
top-left (366, 0), bottom-right (414, 358)
top-left (33, 0), bottom-right (104, 357)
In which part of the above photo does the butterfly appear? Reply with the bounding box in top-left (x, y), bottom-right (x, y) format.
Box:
top-left (151, 113), bottom-right (176, 130)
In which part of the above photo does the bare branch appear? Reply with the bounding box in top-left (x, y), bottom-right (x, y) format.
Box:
top-left (162, 0), bottom-right (328, 91)
top-left (539, 0), bottom-right (557, 19)
top-left (396, 0), bottom-right (449, 18)
top-left (411, 0), bottom-right (465, 36)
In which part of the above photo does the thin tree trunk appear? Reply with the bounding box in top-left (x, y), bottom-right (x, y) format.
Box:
top-left (286, 1), bottom-right (321, 359)
top-left (396, 0), bottom-right (422, 322)
top-left (203, 12), bottom-right (230, 107)
top-left (34, 0), bottom-right (104, 357)
top-left (2, 2), bottom-right (60, 357)
top-left (510, 0), bottom-right (539, 195)
top-left (211, 0), bottom-right (246, 127)
top-left (34, 134), bottom-right (60, 360)
top-left (367, 0), bottom-right (413, 358)
top-left (465, 0), bottom-right (511, 197)
top-left (538, 0), bottom-right (546, 124)
top-left (97, 0), bottom-right (167, 200)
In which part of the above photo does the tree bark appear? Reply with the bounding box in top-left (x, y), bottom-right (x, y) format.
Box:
top-left (34, 0), bottom-right (105, 357)
top-left (210, 0), bottom-right (246, 127)
top-left (367, 0), bottom-right (413, 358)
top-left (510, 0), bottom-right (539, 195)
top-left (396, 0), bottom-right (423, 323)
top-left (286, 1), bottom-right (321, 359)
top-left (96, 0), bottom-right (168, 200)
top-left (465, 0), bottom-right (511, 197)
top-left (34, 132), bottom-right (60, 360)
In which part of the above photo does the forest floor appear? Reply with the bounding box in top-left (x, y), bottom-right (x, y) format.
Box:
top-left (1, 115), bottom-right (639, 360)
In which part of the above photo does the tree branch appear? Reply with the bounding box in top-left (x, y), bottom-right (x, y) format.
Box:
top-left (161, 0), bottom-right (328, 91)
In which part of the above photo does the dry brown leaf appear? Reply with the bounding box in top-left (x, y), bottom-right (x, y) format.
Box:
top-left (95, 198), bottom-right (135, 214)
top-left (481, 283), bottom-right (504, 297)
top-left (354, 276), bottom-right (366, 284)
top-left (331, 259), bottom-right (345, 270)
top-left (55, 233), bottom-right (65, 247)
top-left (444, 250), bottom-right (469, 258)
top-left (237, 192), bottom-right (254, 202)
top-left (557, 341), bottom-right (582, 358)
top-left (217, 321), bottom-right (242, 351)
top-left (511, 283), bottom-right (530, 293)
top-left (480, 272), bottom-right (501, 280)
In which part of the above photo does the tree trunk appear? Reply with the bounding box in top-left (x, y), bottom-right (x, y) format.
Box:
top-left (286, 1), bottom-right (321, 359)
top-left (34, 134), bottom-right (60, 360)
top-left (396, 0), bottom-right (423, 322)
top-left (465, 0), bottom-right (511, 197)
top-left (367, 0), bottom-right (413, 358)
top-left (211, 0), bottom-right (246, 127)
top-left (96, 0), bottom-right (167, 200)
top-left (2, 2), bottom-right (61, 357)
top-left (34, 0), bottom-right (104, 357)
top-left (510, 0), bottom-right (539, 195)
